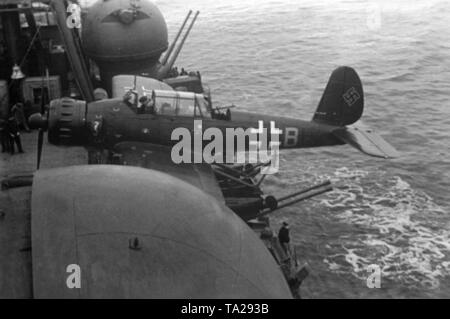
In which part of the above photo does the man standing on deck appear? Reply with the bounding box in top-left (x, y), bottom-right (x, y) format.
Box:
top-left (7, 115), bottom-right (24, 154)
top-left (278, 221), bottom-right (291, 257)
top-left (11, 102), bottom-right (30, 132)
top-left (0, 118), bottom-right (10, 153)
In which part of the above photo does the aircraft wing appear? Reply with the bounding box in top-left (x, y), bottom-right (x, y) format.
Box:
top-left (112, 141), bottom-right (225, 203)
top-left (29, 165), bottom-right (291, 298)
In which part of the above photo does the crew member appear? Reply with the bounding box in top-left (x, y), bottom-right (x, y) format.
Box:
top-left (123, 90), bottom-right (137, 107)
top-left (0, 118), bottom-right (10, 153)
top-left (7, 116), bottom-right (24, 154)
top-left (11, 102), bottom-right (30, 132)
top-left (137, 95), bottom-right (155, 114)
top-left (94, 88), bottom-right (108, 101)
top-left (278, 221), bottom-right (291, 256)
top-left (169, 67), bottom-right (179, 77)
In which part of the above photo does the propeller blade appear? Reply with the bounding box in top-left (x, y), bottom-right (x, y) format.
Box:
top-left (35, 69), bottom-right (48, 170)
top-left (41, 68), bottom-right (50, 114)
top-left (37, 128), bottom-right (44, 170)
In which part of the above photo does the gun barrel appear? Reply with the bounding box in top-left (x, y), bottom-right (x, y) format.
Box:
top-left (258, 183), bottom-right (333, 217)
top-left (160, 10), bottom-right (192, 65)
top-left (158, 11), bottom-right (199, 79)
top-left (274, 185), bottom-right (333, 210)
top-left (276, 180), bottom-right (331, 202)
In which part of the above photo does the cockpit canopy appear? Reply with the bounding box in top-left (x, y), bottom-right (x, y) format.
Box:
top-left (123, 89), bottom-right (211, 117)
top-left (152, 90), bottom-right (211, 117)
top-left (112, 75), bottom-right (173, 98)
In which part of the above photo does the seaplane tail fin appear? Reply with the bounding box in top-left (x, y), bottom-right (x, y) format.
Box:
top-left (312, 66), bottom-right (364, 126)
top-left (313, 66), bottom-right (399, 158)
top-left (332, 126), bottom-right (400, 159)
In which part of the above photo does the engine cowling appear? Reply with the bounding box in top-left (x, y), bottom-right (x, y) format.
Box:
top-left (47, 98), bottom-right (88, 145)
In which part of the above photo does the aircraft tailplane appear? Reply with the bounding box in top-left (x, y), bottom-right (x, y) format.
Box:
top-left (313, 66), bottom-right (363, 126)
top-left (332, 126), bottom-right (399, 159)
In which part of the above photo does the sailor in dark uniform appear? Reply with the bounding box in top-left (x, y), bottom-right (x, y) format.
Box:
top-left (278, 221), bottom-right (291, 256)
top-left (0, 118), bottom-right (10, 153)
top-left (7, 116), bottom-right (24, 154)
top-left (11, 102), bottom-right (30, 132)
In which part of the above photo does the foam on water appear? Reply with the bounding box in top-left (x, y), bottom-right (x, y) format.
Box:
top-left (320, 167), bottom-right (449, 289)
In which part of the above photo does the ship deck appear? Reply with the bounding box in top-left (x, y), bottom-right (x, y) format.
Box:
top-left (0, 130), bottom-right (88, 177)
top-left (0, 130), bottom-right (87, 298)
